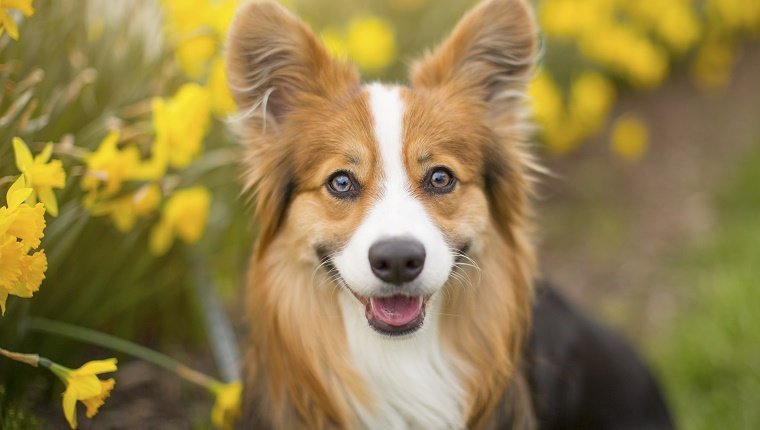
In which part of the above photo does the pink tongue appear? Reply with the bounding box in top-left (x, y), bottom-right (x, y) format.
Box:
top-left (370, 296), bottom-right (422, 326)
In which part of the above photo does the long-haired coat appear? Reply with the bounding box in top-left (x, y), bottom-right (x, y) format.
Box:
top-left (225, 0), bottom-right (673, 428)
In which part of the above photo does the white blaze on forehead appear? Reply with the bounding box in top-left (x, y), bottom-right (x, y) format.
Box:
top-left (333, 84), bottom-right (465, 429)
top-left (367, 83), bottom-right (408, 198)
top-left (332, 83), bottom-right (453, 294)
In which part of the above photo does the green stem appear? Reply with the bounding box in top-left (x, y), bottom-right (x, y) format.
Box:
top-left (0, 347), bottom-right (40, 367)
top-left (46, 362), bottom-right (70, 384)
top-left (24, 317), bottom-right (221, 391)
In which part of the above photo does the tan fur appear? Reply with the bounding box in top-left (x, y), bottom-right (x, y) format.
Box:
top-left (407, 4), bottom-right (538, 423)
top-left (227, 0), bottom-right (363, 253)
top-left (227, 0), bottom-right (539, 427)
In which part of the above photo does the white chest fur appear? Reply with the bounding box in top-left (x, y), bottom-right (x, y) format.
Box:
top-left (339, 293), bottom-right (466, 429)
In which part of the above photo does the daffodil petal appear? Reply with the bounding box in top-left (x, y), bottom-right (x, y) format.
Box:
top-left (12, 138), bottom-right (34, 172)
top-left (74, 358), bottom-right (118, 375)
top-left (7, 176), bottom-right (32, 209)
top-left (212, 381), bottom-right (242, 429)
top-left (0, 238), bottom-right (24, 289)
top-left (26, 188), bottom-right (38, 205)
top-left (5, 0), bottom-right (35, 16)
top-left (82, 378), bottom-right (115, 418)
top-left (62, 386), bottom-right (78, 429)
top-left (70, 374), bottom-right (102, 399)
top-left (1, 12), bottom-right (19, 40)
top-left (6, 203), bottom-right (45, 249)
top-left (36, 143), bottom-right (54, 163)
top-left (37, 186), bottom-right (59, 217)
top-left (149, 219), bottom-right (175, 256)
top-left (9, 250), bottom-right (47, 296)
top-left (108, 199), bottom-right (136, 232)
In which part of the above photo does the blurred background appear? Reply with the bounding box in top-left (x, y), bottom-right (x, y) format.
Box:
top-left (0, 0), bottom-right (758, 428)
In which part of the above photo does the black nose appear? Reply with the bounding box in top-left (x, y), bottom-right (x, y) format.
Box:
top-left (368, 238), bottom-right (426, 285)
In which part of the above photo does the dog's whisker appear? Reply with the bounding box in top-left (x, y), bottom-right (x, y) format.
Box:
top-left (427, 310), bottom-right (462, 318)
top-left (449, 264), bottom-right (477, 290)
top-left (452, 254), bottom-right (483, 287)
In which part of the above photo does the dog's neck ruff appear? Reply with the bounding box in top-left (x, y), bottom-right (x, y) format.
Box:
top-left (338, 84), bottom-right (466, 429)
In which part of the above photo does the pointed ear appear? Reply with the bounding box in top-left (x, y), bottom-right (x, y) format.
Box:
top-left (410, 0), bottom-right (538, 115)
top-left (226, 0), bottom-right (358, 126)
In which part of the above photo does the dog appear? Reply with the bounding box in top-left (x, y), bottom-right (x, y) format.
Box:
top-left (226, 0), bottom-right (674, 428)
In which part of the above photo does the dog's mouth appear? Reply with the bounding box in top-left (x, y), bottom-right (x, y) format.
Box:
top-left (351, 291), bottom-right (430, 336)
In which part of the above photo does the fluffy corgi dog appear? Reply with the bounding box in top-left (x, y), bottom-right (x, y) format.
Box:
top-left (226, 0), bottom-right (673, 429)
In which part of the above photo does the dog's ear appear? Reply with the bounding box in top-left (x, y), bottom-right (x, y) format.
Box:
top-left (411, 0), bottom-right (538, 243)
top-left (226, 1), bottom-right (358, 252)
top-left (410, 0), bottom-right (537, 118)
top-left (226, 0), bottom-right (358, 125)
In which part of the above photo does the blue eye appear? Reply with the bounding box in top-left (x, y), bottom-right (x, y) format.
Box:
top-left (425, 167), bottom-right (456, 193)
top-left (327, 171), bottom-right (359, 198)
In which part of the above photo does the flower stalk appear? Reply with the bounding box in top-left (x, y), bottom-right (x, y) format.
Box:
top-left (25, 317), bottom-right (220, 388)
top-left (25, 317), bottom-right (241, 428)
top-left (0, 346), bottom-right (40, 367)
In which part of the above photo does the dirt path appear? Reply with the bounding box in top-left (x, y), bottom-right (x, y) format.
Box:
top-left (534, 44), bottom-right (760, 340)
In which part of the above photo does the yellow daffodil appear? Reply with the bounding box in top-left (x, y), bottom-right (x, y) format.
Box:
top-left (161, 0), bottom-right (211, 36)
top-left (540, 0), bottom-right (606, 39)
top-left (611, 115), bottom-right (649, 161)
top-left (0, 238), bottom-right (25, 314)
top-left (691, 38), bottom-right (734, 91)
top-left (208, 57), bottom-right (237, 117)
top-left (579, 23), bottom-right (668, 88)
top-left (0, 248), bottom-right (46, 309)
top-left (210, 381), bottom-right (242, 429)
top-left (0, 175), bottom-right (47, 315)
top-left (87, 183), bottom-right (162, 233)
top-left (13, 137), bottom-right (66, 216)
top-left (209, 0), bottom-right (237, 36)
top-left (49, 358), bottom-right (117, 429)
top-left (346, 16), bottom-right (396, 73)
top-left (175, 34), bottom-right (217, 79)
top-left (529, 70), bottom-right (563, 128)
top-left (161, 0), bottom-right (236, 79)
top-left (150, 186), bottom-right (211, 255)
top-left (0, 0), bottom-right (34, 40)
top-left (625, 0), bottom-right (700, 54)
top-left (569, 72), bottom-right (615, 131)
top-left (152, 84), bottom-right (211, 169)
top-left (707, 0), bottom-right (760, 35)
top-left (82, 131), bottom-right (144, 199)
top-left (4, 202), bottom-right (45, 249)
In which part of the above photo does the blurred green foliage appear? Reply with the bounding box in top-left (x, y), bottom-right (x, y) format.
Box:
top-left (0, 0), bottom-right (252, 391)
top-left (652, 140), bottom-right (760, 429)
top-left (0, 386), bottom-right (40, 429)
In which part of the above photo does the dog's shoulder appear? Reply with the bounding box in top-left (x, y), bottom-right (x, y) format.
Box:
top-left (524, 282), bottom-right (674, 430)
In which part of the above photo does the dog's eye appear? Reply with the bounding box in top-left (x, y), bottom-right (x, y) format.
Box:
top-left (424, 167), bottom-right (456, 194)
top-left (327, 171), bottom-right (359, 198)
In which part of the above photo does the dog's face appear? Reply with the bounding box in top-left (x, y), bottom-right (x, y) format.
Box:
top-left (305, 83), bottom-right (495, 336)
top-left (228, 0), bottom-right (536, 336)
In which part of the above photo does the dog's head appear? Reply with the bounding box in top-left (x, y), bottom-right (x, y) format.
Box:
top-left (228, 0), bottom-right (537, 337)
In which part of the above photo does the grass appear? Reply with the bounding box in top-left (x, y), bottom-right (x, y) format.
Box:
top-left (651, 140), bottom-right (760, 430)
